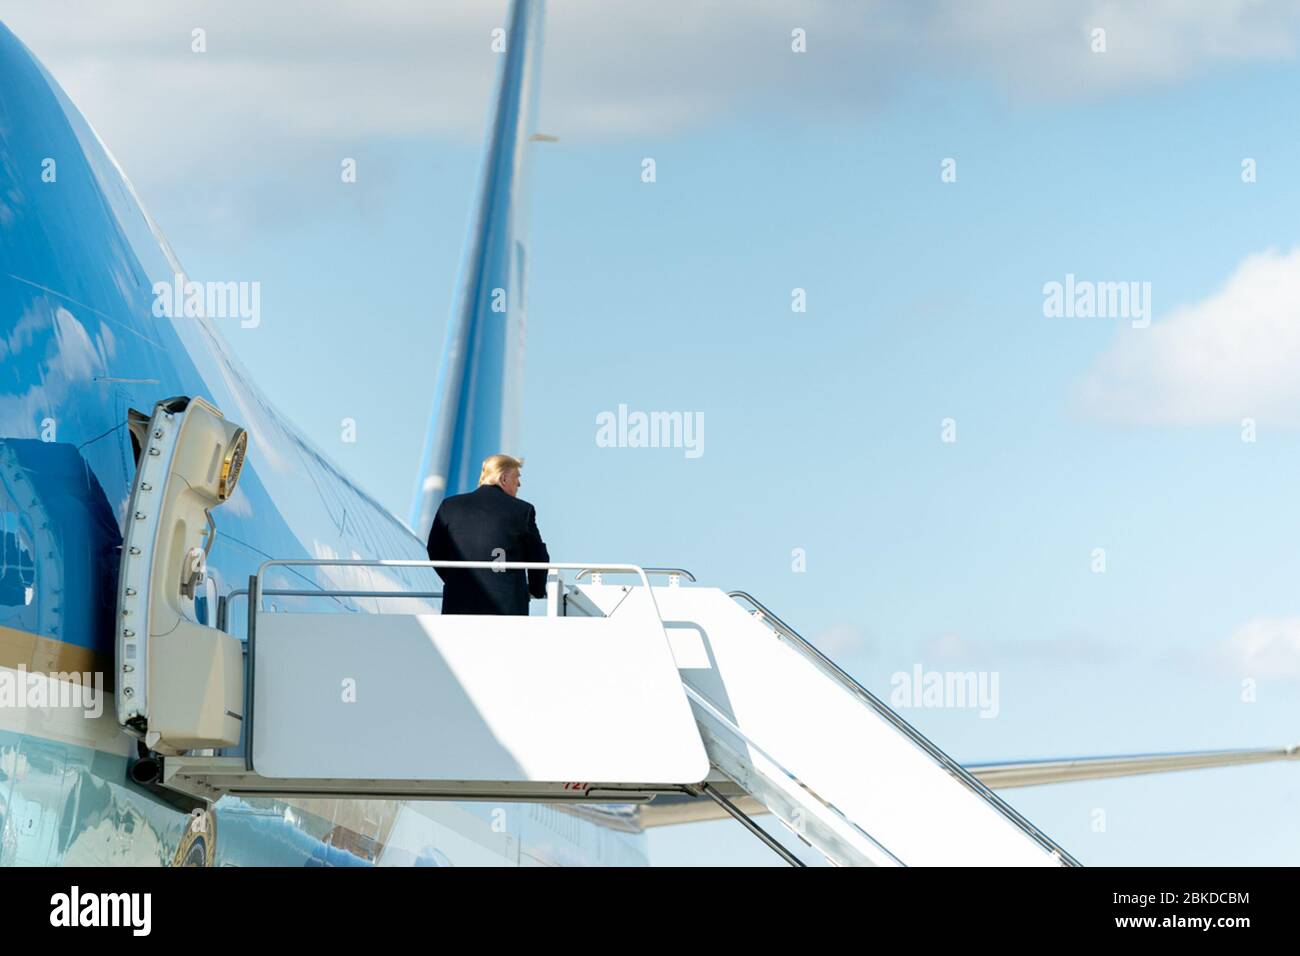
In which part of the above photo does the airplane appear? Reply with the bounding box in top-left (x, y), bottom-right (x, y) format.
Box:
top-left (0, 0), bottom-right (1294, 867)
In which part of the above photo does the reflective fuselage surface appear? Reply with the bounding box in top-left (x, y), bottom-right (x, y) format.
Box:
top-left (0, 20), bottom-right (642, 866)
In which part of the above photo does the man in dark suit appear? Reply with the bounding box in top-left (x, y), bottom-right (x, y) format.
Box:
top-left (426, 454), bottom-right (549, 615)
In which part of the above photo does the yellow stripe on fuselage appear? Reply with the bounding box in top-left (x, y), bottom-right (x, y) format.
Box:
top-left (0, 623), bottom-right (109, 680)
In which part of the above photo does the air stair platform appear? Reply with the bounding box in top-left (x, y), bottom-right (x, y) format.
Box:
top-left (122, 551), bottom-right (1075, 867)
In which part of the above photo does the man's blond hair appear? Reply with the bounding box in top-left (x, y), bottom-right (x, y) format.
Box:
top-left (478, 453), bottom-right (524, 487)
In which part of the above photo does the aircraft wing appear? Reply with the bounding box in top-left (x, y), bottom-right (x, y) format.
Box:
top-left (638, 744), bottom-right (1299, 828)
top-left (964, 744), bottom-right (1299, 789)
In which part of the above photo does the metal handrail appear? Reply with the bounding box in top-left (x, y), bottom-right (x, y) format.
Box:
top-left (241, 589), bottom-right (444, 599)
top-left (240, 561), bottom-right (664, 775)
top-left (221, 564), bottom-right (684, 630)
top-left (250, 561), bottom-right (660, 621)
top-left (726, 590), bottom-right (1079, 866)
top-left (217, 587), bottom-right (444, 633)
top-left (256, 559), bottom-right (653, 591)
top-left (575, 567), bottom-right (696, 582)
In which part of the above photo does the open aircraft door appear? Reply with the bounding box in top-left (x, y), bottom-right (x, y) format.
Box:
top-left (114, 396), bottom-right (247, 754)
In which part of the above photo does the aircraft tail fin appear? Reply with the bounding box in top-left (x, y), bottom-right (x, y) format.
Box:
top-left (409, 0), bottom-right (546, 540)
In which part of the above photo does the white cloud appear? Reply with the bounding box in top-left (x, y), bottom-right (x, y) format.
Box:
top-left (810, 623), bottom-right (870, 657)
top-left (5, 0), bottom-right (1300, 238)
top-left (0, 1), bottom-right (830, 184)
top-left (1218, 617), bottom-right (1300, 680)
top-left (4, 0), bottom-right (1300, 180)
top-left (928, 0), bottom-right (1300, 100)
top-left (1079, 248), bottom-right (1300, 425)
top-left (919, 630), bottom-right (1123, 667)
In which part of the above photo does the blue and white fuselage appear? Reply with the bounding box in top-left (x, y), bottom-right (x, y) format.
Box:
top-left (0, 2), bottom-right (640, 865)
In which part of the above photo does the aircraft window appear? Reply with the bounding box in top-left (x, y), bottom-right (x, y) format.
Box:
top-left (0, 511), bottom-right (36, 607)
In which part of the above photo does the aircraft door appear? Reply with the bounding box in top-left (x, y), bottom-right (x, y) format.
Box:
top-left (115, 396), bottom-right (246, 753)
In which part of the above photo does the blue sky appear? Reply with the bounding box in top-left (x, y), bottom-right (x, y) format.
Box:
top-left (8, 0), bottom-right (1300, 865)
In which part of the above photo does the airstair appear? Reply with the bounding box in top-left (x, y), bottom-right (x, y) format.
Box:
top-left (571, 571), bottom-right (1075, 866)
top-left (136, 559), bottom-right (1074, 867)
top-left (114, 397), bottom-right (1077, 867)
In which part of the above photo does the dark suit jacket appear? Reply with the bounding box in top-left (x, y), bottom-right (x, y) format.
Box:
top-left (426, 484), bottom-right (550, 615)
